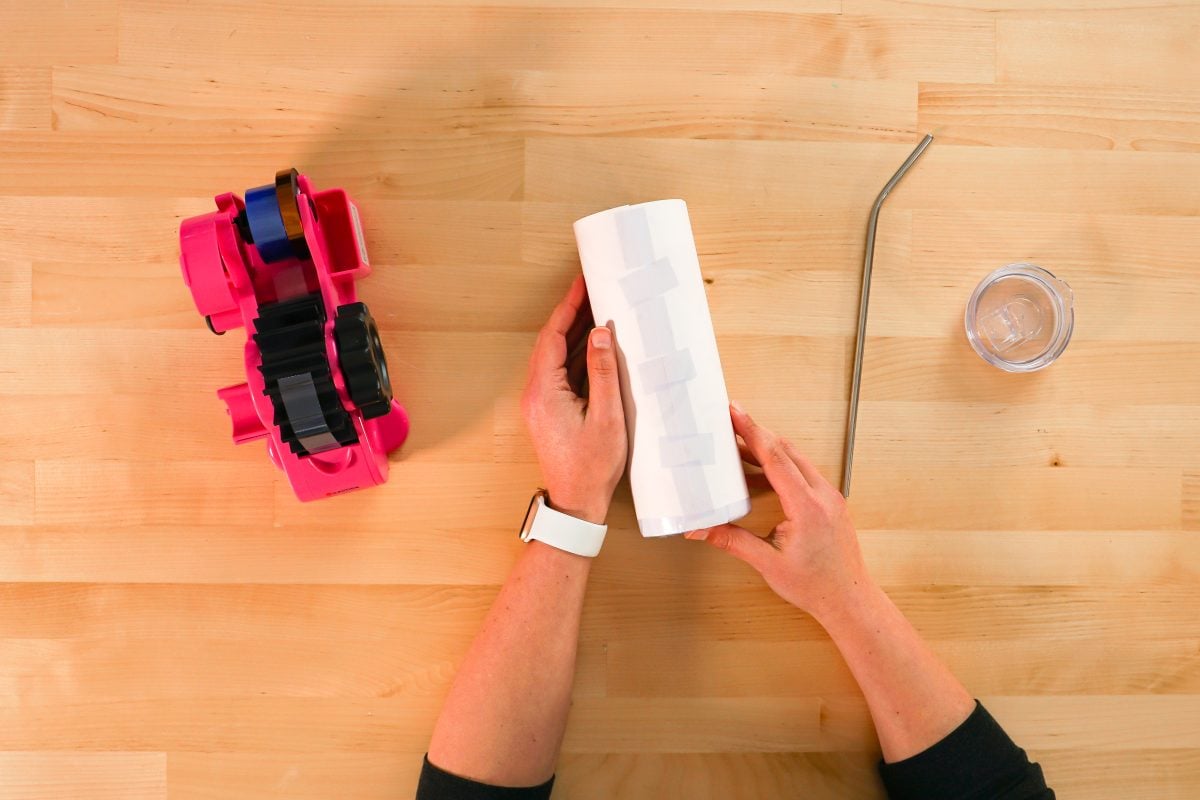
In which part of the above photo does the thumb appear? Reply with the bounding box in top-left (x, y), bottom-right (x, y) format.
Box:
top-left (685, 524), bottom-right (776, 574)
top-left (586, 326), bottom-right (623, 423)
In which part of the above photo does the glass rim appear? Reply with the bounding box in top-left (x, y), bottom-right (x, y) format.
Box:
top-left (965, 263), bottom-right (1074, 373)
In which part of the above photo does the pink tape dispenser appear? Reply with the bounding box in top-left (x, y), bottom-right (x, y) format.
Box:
top-left (179, 168), bottom-right (409, 501)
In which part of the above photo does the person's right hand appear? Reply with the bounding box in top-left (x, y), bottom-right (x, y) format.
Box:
top-left (684, 402), bottom-right (873, 621)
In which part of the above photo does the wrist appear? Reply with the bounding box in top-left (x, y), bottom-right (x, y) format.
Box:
top-left (544, 488), bottom-right (610, 525)
top-left (526, 539), bottom-right (595, 572)
top-left (809, 576), bottom-right (886, 633)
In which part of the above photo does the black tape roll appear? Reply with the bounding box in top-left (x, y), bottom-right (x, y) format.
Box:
top-left (334, 302), bottom-right (394, 420)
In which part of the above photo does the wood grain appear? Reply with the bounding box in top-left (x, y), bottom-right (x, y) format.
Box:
top-left (0, 752), bottom-right (165, 800)
top-left (919, 83), bottom-right (1200, 152)
top-left (0, 2), bottom-right (117, 67)
top-left (166, 752), bottom-right (422, 800)
top-left (53, 66), bottom-right (917, 143)
top-left (845, 0), bottom-right (1199, 17)
top-left (118, 5), bottom-right (995, 81)
top-left (525, 137), bottom-right (1200, 213)
top-left (0, 261), bottom-right (31, 327)
top-left (0, 69), bottom-right (51, 131)
top-left (2, 1), bottom-right (1197, 798)
top-left (998, 15), bottom-right (1200, 90)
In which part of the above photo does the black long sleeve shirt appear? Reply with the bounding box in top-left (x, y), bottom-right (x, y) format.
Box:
top-left (416, 701), bottom-right (1054, 799)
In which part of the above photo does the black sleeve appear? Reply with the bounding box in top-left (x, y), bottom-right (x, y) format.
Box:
top-left (415, 756), bottom-right (554, 800)
top-left (878, 701), bottom-right (1054, 800)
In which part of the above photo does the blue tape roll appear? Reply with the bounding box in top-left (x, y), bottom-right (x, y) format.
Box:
top-left (245, 183), bottom-right (292, 263)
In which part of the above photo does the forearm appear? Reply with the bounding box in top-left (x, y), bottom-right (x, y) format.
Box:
top-left (815, 581), bottom-right (975, 763)
top-left (427, 541), bottom-right (592, 786)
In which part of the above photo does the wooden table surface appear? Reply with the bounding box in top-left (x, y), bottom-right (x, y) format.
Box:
top-left (2, 1), bottom-right (1199, 798)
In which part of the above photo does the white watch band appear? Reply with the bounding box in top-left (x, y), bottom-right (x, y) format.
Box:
top-left (519, 490), bottom-right (607, 558)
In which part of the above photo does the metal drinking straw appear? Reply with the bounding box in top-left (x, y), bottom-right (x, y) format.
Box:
top-left (841, 134), bottom-right (934, 497)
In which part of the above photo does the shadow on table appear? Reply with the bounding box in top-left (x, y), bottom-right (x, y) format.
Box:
top-left (291, 20), bottom-right (562, 459)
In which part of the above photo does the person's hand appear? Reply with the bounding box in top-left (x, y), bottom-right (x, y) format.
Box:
top-left (684, 402), bottom-right (872, 621)
top-left (521, 275), bottom-right (627, 524)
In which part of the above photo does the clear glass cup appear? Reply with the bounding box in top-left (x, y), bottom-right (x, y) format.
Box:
top-left (965, 263), bottom-right (1074, 372)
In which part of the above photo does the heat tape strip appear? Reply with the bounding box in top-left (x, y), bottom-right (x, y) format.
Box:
top-left (670, 464), bottom-right (714, 512)
top-left (638, 348), bottom-right (696, 391)
top-left (619, 258), bottom-right (678, 306)
top-left (277, 373), bottom-right (341, 454)
top-left (618, 205), bottom-right (655, 269)
top-left (659, 432), bottom-right (715, 468)
top-left (656, 383), bottom-right (700, 438)
top-left (638, 496), bottom-right (749, 539)
top-left (634, 296), bottom-right (675, 358)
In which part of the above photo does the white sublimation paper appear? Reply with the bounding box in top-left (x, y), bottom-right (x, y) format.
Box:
top-left (574, 199), bottom-right (751, 537)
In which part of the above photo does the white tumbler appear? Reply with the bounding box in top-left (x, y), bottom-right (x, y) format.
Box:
top-left (573, 199), bottom-right (750, 537)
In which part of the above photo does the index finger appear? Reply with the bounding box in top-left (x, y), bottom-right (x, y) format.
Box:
top-left (781, 439), bottom-right (835, 493)
top-left (528, 275), bottom-right (587, 385)
top-left (545, 274), bottom-right (587, 338)
top-left (729, 402), bottom-right (811, 516)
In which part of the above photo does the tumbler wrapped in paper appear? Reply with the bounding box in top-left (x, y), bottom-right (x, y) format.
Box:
top-left (574, 200), bottom-right (751, 537)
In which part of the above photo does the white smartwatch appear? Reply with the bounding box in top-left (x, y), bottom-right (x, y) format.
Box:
top-left (519, 489), bottom-right (607, 558)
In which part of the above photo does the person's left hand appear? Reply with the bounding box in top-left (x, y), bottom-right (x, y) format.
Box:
top-left (521, 275), bottom-right (627, 524)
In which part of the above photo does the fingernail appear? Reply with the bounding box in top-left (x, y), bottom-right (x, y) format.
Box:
top-left (685, 529), bottom-right (709, 541)
top-left (731, 400), bottom-right (745, 415)
top-left (591, 327), bottom-right (612, 349)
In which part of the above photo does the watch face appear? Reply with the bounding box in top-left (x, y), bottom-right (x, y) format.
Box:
top-left (519, 488), bottom-right (548, 540)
